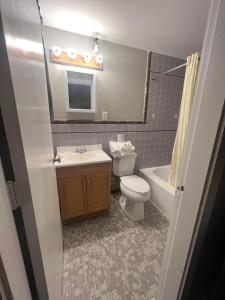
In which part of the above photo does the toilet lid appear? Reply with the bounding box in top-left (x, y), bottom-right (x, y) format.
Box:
top-left (120, 175), bottom-right (150, 194)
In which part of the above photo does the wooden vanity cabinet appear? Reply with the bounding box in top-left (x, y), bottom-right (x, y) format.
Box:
top-left (56, 162), bottom-right (111, 222)
top-left (57, 176), bottom-right (87, 220)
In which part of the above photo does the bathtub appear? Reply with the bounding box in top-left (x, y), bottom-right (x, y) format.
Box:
top-left (139, 165), bottom-right (175, 219)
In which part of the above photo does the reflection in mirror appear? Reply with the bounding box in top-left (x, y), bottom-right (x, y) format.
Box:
top-left (67, 71), bottom-right (96, 113)
top-left (43, 27), bottom-right (149, 123)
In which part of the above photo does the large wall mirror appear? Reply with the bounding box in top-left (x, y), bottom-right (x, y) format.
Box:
top-left (43, 26), bottom-right (150, 123)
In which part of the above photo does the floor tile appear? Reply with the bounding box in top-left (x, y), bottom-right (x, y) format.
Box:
top-left (62, 195), bottom-right (169, 299)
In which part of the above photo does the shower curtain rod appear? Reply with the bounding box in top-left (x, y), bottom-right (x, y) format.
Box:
top-left (151, 56), bottom-right (200, 81)
top-left (151, 62), bottom-right (187, 80)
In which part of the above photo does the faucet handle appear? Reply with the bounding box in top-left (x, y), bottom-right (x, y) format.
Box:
top-left (53, 155), bottom-right (61, 163)
top-left (76, 146), bottom-right (87, 153)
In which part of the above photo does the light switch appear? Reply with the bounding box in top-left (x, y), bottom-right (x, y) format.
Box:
top-left (102, 111), bottom-right (108, 121)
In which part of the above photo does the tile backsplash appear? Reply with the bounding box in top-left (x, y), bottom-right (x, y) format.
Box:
top-left (52, 52), bottom-right (185, 169)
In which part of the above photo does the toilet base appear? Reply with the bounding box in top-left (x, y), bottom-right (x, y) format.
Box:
top-left (119, 195), bottom-right (127, 210)
top-left (119, 195), bottom-right (144, 222)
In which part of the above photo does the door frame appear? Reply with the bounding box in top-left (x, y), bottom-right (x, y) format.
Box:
top-left (0, 255), bottom-right (12, 300)
top-left (0, 159), bottom-right (32, 300)
top-left (180, 103), bottom-right (225, 299)
top-left (158, 0), bottom-right (225, 299)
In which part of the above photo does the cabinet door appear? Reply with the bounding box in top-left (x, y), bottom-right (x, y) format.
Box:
top-left (87, 172), bottom-right (110, 213)
top-left (58, 176), bottom-right (86, 220)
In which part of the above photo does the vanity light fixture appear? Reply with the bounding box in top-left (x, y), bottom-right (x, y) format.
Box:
top-left (50, 47), bottom-right (103, 70)
top-left (52, 46), bottom-right (62, 57)
top-left (67, 49), bottom-right (77, 59)
top-left (96, 54), bottom-right (103, 64)
top-left (83, 51), bottom-right (92, 63)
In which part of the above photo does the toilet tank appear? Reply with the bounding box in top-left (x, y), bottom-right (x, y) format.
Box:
top-left (113, 152), bottom-right (137, 176)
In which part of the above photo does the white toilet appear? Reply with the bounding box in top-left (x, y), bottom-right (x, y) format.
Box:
top-left (112, 152), bottom-right (150, 221)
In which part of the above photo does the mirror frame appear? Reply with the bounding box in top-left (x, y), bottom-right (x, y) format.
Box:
top-left (47, 51), bottom-right (151, 124)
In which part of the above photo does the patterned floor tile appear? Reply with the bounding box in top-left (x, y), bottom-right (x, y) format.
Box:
top-left (62, 195), bottom-right (169, 299)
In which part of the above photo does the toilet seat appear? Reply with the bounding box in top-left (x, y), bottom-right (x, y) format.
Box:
top-left (120, 175), bottom-right (150, 196)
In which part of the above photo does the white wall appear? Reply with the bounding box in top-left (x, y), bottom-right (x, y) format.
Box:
top-left (44, 26), bottom-right (147, 121)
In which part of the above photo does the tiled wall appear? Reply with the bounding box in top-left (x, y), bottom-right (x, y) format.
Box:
top-left (52, 52), bottom-right (185, 169)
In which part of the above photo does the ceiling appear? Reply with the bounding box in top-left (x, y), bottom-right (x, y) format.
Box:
top-left (40, 0), bottom-right (211, 59)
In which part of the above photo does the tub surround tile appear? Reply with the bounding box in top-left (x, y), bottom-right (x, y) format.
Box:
top-left (151, 52), bottom-right (185, 77)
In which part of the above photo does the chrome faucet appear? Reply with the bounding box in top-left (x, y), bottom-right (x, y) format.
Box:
top-left (53, 146), bottom-right (61, 163)
top-left (76, 146), bottom-right (87, 154)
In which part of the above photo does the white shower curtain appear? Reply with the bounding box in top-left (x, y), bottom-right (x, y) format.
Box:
top-left (168, 53), bottom-right (199, 187)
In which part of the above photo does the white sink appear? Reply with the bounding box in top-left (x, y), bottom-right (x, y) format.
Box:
top-left (54, 145), bottom-right (112, 168)
top-left (66, 152), bottom-right (98, 161)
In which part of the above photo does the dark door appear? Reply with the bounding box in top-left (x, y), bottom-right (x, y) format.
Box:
top-left (181, 107), bottom-right (225, 300)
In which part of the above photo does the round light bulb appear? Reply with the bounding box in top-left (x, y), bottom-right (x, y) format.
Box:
top-left (83, 52), bottom-right (91, 63)
top-left (52, 47), bottom-right (62, 57)
top-left (96, 54), bottom-right (103, 64)
top-left (67, 49), bottom-right (77, 59)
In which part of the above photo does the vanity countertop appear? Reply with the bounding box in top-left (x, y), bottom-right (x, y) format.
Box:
top-left (54, 145), bottom-right (112, 168)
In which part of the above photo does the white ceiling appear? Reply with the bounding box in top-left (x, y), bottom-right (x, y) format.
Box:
top-left (40, 0), bottom-right (211, 58)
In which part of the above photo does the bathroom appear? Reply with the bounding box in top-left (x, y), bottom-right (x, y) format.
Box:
top-left (44, 7), bottom-right (186, 297)
top-left (0, 0), bottom-right (225, 300)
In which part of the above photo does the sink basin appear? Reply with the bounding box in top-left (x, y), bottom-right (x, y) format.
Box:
top-left (66, 153), bottom-right (98, 161)
top-left (54, 148), bottom-right (112, 168)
